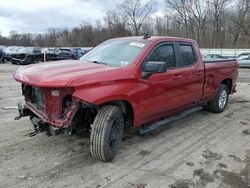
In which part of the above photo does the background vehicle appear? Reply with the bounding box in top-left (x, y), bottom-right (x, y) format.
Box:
top-left (0, 48), bottom-right (5, 63)
top-left (204, 54), bottom-right (228, 59)
top-left (57, 48), bottom-right (80, 60)
top-left (14, 36), bottom-right (238, 162)
top-left (238, 52), bottom-right (250, 59)
top-left (43, 48), bottom-right (86, 61)
top-left (11, 47), bottom-right (43, 65)
top-left (4, 46), bottom-right (20, 62)
top-left (44, 48), bottom-right (60, 61)
top-left (73, 48), bottom-right (86, 59)
top-left (237, 55), bottom-right (250, 68)
top-left (0, 45), bottom-right (6, 50)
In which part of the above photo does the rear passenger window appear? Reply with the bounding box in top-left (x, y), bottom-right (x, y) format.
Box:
top-left (179, 44), bottom-right (195, 66)
top-left (147, 44), bottom-right (176, 68)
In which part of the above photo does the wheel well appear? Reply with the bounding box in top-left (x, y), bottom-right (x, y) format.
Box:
top-left (71, 100), bottom-right (134, 134)
top-left (221, 78), bottom-right (232, 93)
top-left (103, 100), bottom-right (134, 128)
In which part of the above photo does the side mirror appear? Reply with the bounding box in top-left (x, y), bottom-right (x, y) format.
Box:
top-left (142, 61), bottom-right (167, 79)
top-left (145, 61), bottom-right (167, 73)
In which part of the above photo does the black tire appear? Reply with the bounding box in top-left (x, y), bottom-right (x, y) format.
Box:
top-left (0, 57), bottom-right (4, 64)
top-left (90, 105), bottom-right (124, 161)
top-left (11, 60), bottom-right (17, 64)
top-left (208, 84), bottom-right (229, 113)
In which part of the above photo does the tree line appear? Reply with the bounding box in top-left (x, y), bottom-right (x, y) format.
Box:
top-left (0, 0), bottom-right (249, 48)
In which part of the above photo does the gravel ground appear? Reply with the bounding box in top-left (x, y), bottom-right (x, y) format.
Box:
top-left (0, 63), bottom-right (250, 188)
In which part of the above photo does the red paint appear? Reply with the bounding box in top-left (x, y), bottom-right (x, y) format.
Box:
top-left (14, 36), bottom-right (238, 128)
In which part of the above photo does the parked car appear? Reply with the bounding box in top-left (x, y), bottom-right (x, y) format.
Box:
top-left (237, 55), bottom-right (250, 60)
top-left (0, 45), bottom-right (6, 50)
top-left (11, 47), bottom-right (43, 65)
top-left (238, 53), bottom-right (250, 59)
top-left (4, 46), bottom-right (20, 62)
top-left (14, 36), bottom-right (238, 161)
top-left (0, 48), bottom-right (5, 63)
top-left (237, 55), bottom-right (250, 68)
top-left (73, 48), bottom-right (86, 59)
top-left (46, 48), bottom-right (60, 54)
top-left (45, 48), bottom-right (60, 61)
top-left (56, 48), bottom-right (78, 60)
top-left (204, 54), bottom-right (227, 59)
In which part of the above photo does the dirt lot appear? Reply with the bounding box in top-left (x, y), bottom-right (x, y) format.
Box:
top-left (0, 63), bottom-right (250, 188)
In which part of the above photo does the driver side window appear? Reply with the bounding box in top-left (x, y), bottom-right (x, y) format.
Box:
top-left (147, 44), bottom-right (176, 68)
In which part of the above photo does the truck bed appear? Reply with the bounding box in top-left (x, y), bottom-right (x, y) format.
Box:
top-left (202, 59), bottom-right (238, 102)
top-left (203, 58), bottom-right (237, 63)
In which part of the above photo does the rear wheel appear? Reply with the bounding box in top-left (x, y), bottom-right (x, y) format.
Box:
top-left (208, 84), bottom-right (229, 113)
top-left (90, 105), bottom-right (124, 161)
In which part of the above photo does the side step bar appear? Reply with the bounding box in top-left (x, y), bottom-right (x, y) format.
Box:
top-left (138, 106), bottom-right (203, 135)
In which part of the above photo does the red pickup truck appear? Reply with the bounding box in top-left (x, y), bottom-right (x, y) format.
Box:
top-left (14, 36), bottom-right (238, 161)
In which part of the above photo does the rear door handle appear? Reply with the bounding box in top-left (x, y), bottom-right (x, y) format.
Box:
top-left (172, 74), bottom-right (182, 79)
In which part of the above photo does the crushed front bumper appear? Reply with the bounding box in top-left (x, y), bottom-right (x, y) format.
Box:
top-left (15, 101), bottom-right (79, 128)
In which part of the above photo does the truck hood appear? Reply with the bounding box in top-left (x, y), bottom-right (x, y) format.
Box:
top-left (14, 60), bottom-right (122, 87)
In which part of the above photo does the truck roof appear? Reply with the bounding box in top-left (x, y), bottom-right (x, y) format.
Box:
top-left (111, 36), bottom-right (197, 44)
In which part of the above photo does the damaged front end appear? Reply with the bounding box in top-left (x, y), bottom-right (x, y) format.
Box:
top-left (15, 84), bottom-right (80, 136)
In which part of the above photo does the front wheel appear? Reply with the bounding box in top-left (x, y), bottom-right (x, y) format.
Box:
top-left (208, 84), bottom-right (229, 113)
top-left (90, 105), bottom-right (124, 161)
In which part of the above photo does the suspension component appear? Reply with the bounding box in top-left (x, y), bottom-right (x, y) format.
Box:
top-left (14, 103), bottom-right (32, 120)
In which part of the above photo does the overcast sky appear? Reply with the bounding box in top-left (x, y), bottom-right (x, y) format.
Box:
top-left (0, 0), bottom-right (165, 37)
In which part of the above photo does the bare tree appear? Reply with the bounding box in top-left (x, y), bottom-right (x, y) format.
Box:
top-left (229, 0), bottom-right (250, 47)
top-left (165, 0), bottom-right (190, 37)
top-left (118, 0), bottom-right (154, 35)
top-left (153, 14), bottom-right (173, 36)
top-left (1, 0), bottom-right (250, 48)
top-left (187, 0), bottom-right (210, 46)
top-left (46, 28), bottom-right (59, 47)
top-left (208, 0), bottom-right (231, 47)
top-left (104, 11), bottom-right (130, 37)
top-left (165, 0), bottom-right (210, 45)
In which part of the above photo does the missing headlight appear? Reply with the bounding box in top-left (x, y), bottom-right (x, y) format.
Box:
top-left (62, 95), bottom-right (72, 114)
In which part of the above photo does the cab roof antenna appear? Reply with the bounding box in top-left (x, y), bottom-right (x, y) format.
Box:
top-left (143, 34), bottom-right (151, 39)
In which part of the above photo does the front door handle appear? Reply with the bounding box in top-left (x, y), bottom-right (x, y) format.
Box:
top-left (194, 71), bottom-right (202, 76)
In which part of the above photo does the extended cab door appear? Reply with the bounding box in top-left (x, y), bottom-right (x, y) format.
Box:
top-left (138, 41), bottom-right (204, 124)
top-left (175, 42), bottom-right (204, 106)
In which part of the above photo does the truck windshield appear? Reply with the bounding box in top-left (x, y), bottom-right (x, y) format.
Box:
top-left (80, 40), bottom-right (148, 67)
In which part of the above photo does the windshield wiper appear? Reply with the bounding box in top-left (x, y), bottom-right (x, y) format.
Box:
top-left (91, 60), bottom-right (108, 65)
